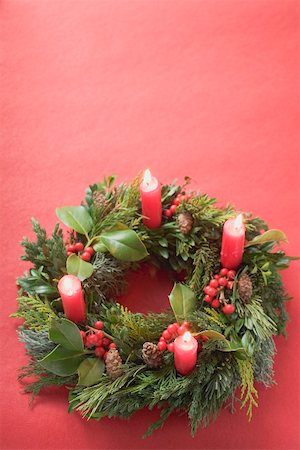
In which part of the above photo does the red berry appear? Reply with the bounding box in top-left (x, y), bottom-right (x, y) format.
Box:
top-left (209, 279), bottom-right (219, 288)
top-left (102, 338), bottom-right (110, 347)
top-left (173, 322), bottom-right (180, 330)
top-left (204, 295), bottom-right (212, 303)
top-left (96, 330), bottom-right (104, 339)
top-left (214, 274), bottom-right (220, 279)
top-left (222, 304), bottom-right (235, 315)
top-left (164, 209), bottom-right (172, 218)
top-left (67, 251), bottom-right (73, 257)
top-left (186, 193), bottom-right (193, 200)
top-left (207, 287), bottom-right (217, 297)
top-left (176, 194), bottom-right (183, 202)
top-left (167, 324), bottom-right (177, 335)
top-left (170, 205), bottom-right (177, 215)
top-left (74, 242), bottom-right (84, 252)
top-left (159, 336), bottom-right (166, 342)
top-left (201, 335), bottom-right (209, 342)
top-left (219, 268), bottom-right (228, 276)
top-left (218, 277), bottom-right (228, 287)
top-left (67, 244), bottom-right (76, 253)
top-left (85, 246), bottom-right (94, 256)
top-left (162, 330), bottom-right (171, 341)
top-left (95, 346), bottom-right (105, 358)
top-left (167, 342), bottom-right (175, 352)
top-left (157, 341), bottom-right (167, 352)
top-left (81, 251), bottom-right (91, 262)
top-left (227, 270), bottom-right (236, 280)
top-left (109, 343), bottom-right (117, 350)
top-left (173, 198), bottom-right (181, 206)
top-left (204, 286), bottom-right (211, 295)
top-left (211, 299), bottom-right (221, 309)
top-left (227, 280), bottom-right (234, 289)
top-left (86, 334), bottom-right (97, 347)
top-left (94, 321), bottom-right (104, 330)
top-left (177, 325), bottom-right (187, 335)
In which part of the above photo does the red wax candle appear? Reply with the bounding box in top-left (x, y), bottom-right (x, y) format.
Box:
top-left (174, 331), bottom-right (198, 376)
top-left (220, 214), bottom-right (245, 270)
top-left (57, 275), bottom-right (86, 323)
top-left (140, 169), bottom-right (162, 229)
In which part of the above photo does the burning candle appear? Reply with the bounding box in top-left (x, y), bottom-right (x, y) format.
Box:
top-left (220, 214), bottom-right (245, 270)
top-left (174, 331), bottom-right (198, 376)
top-left (139, 169), bottom-right (162, 229)
top-left (57, 275), bottom-right (86, 323)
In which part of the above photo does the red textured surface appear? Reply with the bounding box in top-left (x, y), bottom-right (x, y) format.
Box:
top-left (1, 1), bottom-right (299, 449)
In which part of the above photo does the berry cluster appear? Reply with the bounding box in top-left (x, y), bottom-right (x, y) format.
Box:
top-left (67, 242), bottom-right (94, 262)
top-left (157, 321), bottom-right (205, 353)
top-left (80, 321), bottom-right (117, 359)
top-left (163, 192), bottom-right (193, 218)
top-left (203, 268), bottom-right (236, 315)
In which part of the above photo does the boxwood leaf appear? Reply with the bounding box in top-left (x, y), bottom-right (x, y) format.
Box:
top-left (245, 229), bottom-right (287, 247)
top-left (169, 283), bottom-right (196, 322)
top-left (39, 345), bottom-right (84, 376)
top-left (66, 254), bottom-right (93, 281)
top-left (100, 228), bottom-right (148, 262)
top-left (77, 358), bottom-right (105, 386)
top-left (56, 206), bottom-right (93, 235)
top-left (49, 318), bottom-right (84, 352)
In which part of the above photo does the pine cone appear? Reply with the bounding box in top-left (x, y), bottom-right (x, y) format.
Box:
top-left (105, 349), bottom-right (124, 380)
top-left (178, 212), bottom-right (194, 235)
top-left (142, 342), bottom-right (164, 368)
top-left (238, 273), bottom-right (253, 303)
top-left (92, 191), bottom-right (107, 208)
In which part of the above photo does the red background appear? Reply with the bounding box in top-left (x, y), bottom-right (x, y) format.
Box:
top-left (1, 1), bottom-right (299, 449)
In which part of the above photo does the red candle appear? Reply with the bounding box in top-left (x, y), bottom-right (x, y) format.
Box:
top-left (220, 214), bottom-right (245, 270)
top-left (140, 169), bottom-right (162, 229)
top-left (174, 331), bottom-right (198, 376)
top-left (57, 275), bottom-right (86, 323)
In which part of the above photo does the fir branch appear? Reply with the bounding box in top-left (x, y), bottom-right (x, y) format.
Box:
top-left (237, 358), bottom-right (258, 419)
top-left (11, 295), bottom-right (57, 331)
top-left (189, 242), bottom-right (219, 295)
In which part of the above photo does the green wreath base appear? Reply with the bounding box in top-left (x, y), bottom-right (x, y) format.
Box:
top-left (12, 174), bottom-right (296, 437)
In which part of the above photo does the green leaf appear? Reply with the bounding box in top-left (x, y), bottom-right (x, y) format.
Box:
top-left (39, 345), bottom-right (84, 376)
top-left (77, 358), bottom-right (105, 386)
top-left (93, 242), bottom-right (108, 253)
top-left (245, 229), bottom-right (287, 247)
top-left (49, 318), bottom-right (84, 352)
top-left (168, 283), bottom-right (196, 322)
top-left (100, 228), bottom-right (148, 262)
top-left (66, 254), bottom-right (94, 281)
top-left (56, 206), bottom-right (93, 236)
top-left (197, 330), bottom-right (226, 340)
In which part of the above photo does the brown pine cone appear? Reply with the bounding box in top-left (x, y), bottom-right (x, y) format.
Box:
top-left (178, 212), bottom-right (194, 235)
top-left (142, 342), bottom-right (164, 368)
top-left (238, 273), bottom-right (253, 303)
top-left (92, 191), bottom-right (108, 208)
top-left (105, 349), bottom-right (124, 380)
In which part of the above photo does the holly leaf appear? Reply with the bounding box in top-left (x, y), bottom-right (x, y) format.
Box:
top-left (100, 227), bottom-right (148, 261)
top-left (77, 358), bottom-right (105, 386)
top-left (49, 318), bottom-right (84, 352)
top-left (66, 254), bottom-right (93, 281)
top-left (245, 229), bottom-right (287, 247)
top-left (197, 330), bottom-right (226, 340)
top-left (39, 345), bottom-right (84, 376)
top-left (56, 206), bottom-right (93, 236)
top-left (168, 283), bottom-right (196, 322)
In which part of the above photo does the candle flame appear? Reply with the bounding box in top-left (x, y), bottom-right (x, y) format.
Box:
top-left (234, 214), bottom-right (243, 229)
top-left (143, 169), bottom-right (152, 185)
top-left (183, 331), bottom-right (192, 342)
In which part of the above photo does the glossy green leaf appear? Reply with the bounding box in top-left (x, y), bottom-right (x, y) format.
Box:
top-left (49, 318), bottom-right (84, 352)
top-left (100, 228), bottom-right (148, 262)
top-left (66, 254), bottom-right (94, 281)
top-left (93, 242), bottom-right (108, 253)
top-left (197, 330), bottom-right (226, 340)
top-left (56, 206), bottom-right (93, 235)
top-left (39, 345), bottom-right (84, 376)
top-left (245, 229), bottom-right (287, 247)
top-left (77, 358), bottom-right (105, 386)
top-left (169, 283), bottom-right (196, 322)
